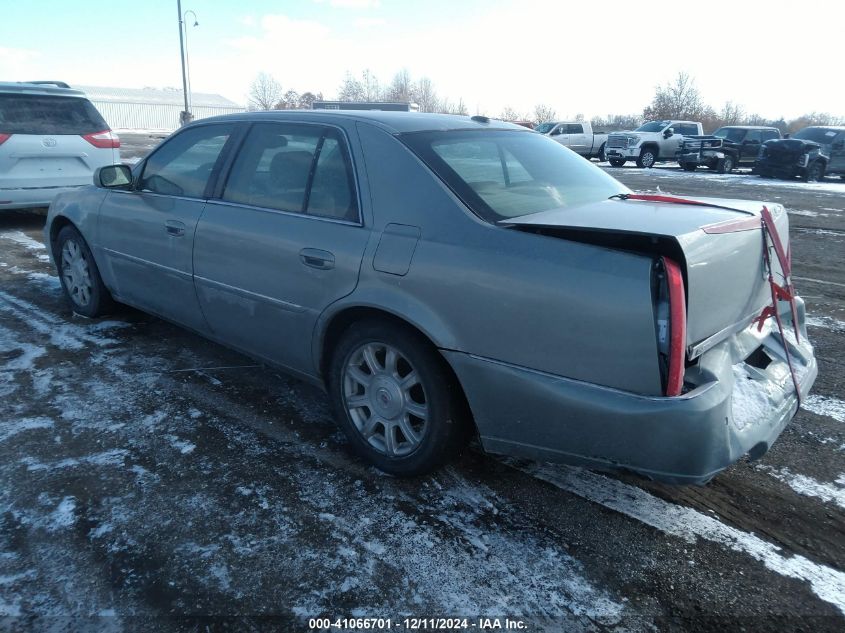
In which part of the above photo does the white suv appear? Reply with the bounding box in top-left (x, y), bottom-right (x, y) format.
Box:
top-left (0, 81), bottom-right (119, 210)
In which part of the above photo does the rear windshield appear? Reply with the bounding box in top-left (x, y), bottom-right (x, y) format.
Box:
top-left (0, 94), bottom-right (108, 135)
top-left (792, 127), bottom-right (840, 144)
top-left (400, 129), bottom-right (628, 223)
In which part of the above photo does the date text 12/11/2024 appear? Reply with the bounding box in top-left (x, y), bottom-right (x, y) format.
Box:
top-left (307, 617), bottom-right (528, 630)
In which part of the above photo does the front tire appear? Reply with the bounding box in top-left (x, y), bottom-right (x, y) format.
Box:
top-left (717, 154), bottom-right (735, 174)
top-left (328, 320), bottom-right (469, 476)
top-left (609, 158), bottom-right (626, 167)
top-left (803, 161), bottom-right (825, 182)
top-left (636, 147), bottom-right (658, 168)
top-left (55, 225), bottom-right (114, 318)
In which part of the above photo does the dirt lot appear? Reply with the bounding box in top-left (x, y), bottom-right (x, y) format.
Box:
top-left (1, 135), bottom-right (844, 631)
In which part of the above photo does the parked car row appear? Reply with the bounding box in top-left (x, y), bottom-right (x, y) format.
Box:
top-left (538, 116), bottom-right (845, 182)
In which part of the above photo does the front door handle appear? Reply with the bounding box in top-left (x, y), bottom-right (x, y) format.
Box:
top-left (300, 248), bottom-right (335, 270)
top-left (165, 220), bottom-right (185, 237)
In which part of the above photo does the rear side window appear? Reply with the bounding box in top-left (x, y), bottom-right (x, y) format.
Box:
top-left (402, 129), bottom-right (626, 222)
top-left (762, 130), bottom-right (780, 141)
top-left (140, 124), bottom-right (233, 198)
top-left (0, 94), bottom-right (108, 135)
top-left (222, 123), bottom-right (359, 221)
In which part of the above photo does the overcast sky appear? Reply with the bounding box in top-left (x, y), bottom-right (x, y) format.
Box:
top-left (2, 0), bottom-right (843, 120)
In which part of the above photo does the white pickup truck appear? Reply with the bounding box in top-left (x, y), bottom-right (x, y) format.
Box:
top-left (605, 120), bottom-right (703, 168)
top-left (536, 121), bottom-right (608, 161)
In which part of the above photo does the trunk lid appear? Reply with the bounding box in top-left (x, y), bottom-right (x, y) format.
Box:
top-left (0, 134), bottom-right (114, 189)
top-left (503, 197), bottom-right (787, 355)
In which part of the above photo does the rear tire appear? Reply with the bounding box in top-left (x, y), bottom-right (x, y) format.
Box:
top-left (55, 225), bottom-right (114, 318)
top-left (597, 143), bottom-right (607, 162)
top-left (609, 158), bottom-right (626, 167)
top-left (327, 320), bottom-right (470, 476)
top-left (636, 147), bottom-right (658, 168)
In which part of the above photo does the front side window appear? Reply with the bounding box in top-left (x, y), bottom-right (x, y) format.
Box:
top-left (744, 130), bottom-right (762, 144)
top-left (714, 127), bottom-right (746, 143)
top-left (222, 123), bottom-right (358, 221)
top-left (761, 129), bottom-right (780, 141)
top-left (402, 130), bottom-right (627, 222)
top-left (140, 124), bottom-right (233, 198)
top-left (675, 123), bottom-right (699, 136)
top-left (565, 124), bottom-right (584, 134)
top-left (534, 122), bottom-right (556, 134)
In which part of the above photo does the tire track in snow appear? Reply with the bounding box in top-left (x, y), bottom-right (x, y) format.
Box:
top-left (510, 461), bottom-right (845, 615)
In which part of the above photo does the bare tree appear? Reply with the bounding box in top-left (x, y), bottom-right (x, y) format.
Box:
top-left (643, 72), bottom-right (713, 121)
top-left (499, 107), bottom-right (525, 121)
top-left (719, 101), bottom-right (745, 125)
top-left (532, 104), bottom-right (557, 125)
top-left (249, 72), bottom-right (283, 111)
top-left (385, 69), bottom-right (412, 102)
top-left (361, 69), bottom-right (381, 101)
top-left (591, 114), bottom-right (642, 131)
top-left (439, 97), bottom-right (468, 115)
top-left (411, 77), bottom-right (439, 113)
top-left (337, 72), bottom-right (365, 102)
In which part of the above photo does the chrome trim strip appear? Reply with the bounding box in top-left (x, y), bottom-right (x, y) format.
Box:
top-left (687, 312), bottom-right (760, 359)
top-left (206, 199), bottom-right (362, 227)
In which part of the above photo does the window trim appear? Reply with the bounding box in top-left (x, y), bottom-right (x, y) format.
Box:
top-left (134, 121), bottom-right (241, 200)
top-left (213, 120), bottom-right (364, 226)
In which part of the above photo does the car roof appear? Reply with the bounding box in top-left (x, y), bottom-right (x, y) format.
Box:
top-left (195, 110), bottom-right (526, 134)
top-left (804, 125), bottom-right (845, 131)
top-left (0, 81), bottom-right (87, 98)
top-left (717, 125), bottom-right (779, 130)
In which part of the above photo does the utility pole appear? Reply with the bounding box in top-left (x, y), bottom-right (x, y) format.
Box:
top-left (177, 0), bottom-right (192, 126)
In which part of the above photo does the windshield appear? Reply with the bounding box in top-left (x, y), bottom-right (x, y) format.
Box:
top-left (793, 127), bottom-right (840, 144)
top-left (713, 127), bottom-right (747, 143)
top-left (534, 122), bottom-right (556, 134)
top-left (400, 129), bottom-right (628, 223)
top-left (635, 121), bottom-right (670, 132)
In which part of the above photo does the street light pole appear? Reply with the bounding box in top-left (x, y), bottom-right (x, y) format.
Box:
top-left (176, 0), bottom-right (192, 126)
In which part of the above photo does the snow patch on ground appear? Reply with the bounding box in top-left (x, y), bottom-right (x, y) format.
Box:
top-left (514, 462), bottom-right (845, 615)
top-left (803, 394), bottom-right (845, 424)
top-left (758, 466), bottom-right (845, 510)
top-left (0, 417), bottom-right (53, 443)
top-left (806, 315), bottom-right (845, 333)
top-left (0, 231), bottom-right (50, 262)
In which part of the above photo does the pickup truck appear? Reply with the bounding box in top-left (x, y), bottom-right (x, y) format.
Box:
top-left (606, 120), bottom-right (703, 168)
top-left (536, 121), bottom-right (608, 161)
top-left (756, 126), bottom-right (845, 182)
top-left (678, 126), bottom-right (781, 173)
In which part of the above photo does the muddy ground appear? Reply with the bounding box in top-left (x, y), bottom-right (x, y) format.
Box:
top-left (0, 134), bottom-right (843, 632)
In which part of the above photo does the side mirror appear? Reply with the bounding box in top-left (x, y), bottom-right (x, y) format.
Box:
top-left (663, 128), bottom-right (674, 138)
top-left (784, 133), bottom-right (791, 139)
top-left (94, 164), bottom-right (133, 190)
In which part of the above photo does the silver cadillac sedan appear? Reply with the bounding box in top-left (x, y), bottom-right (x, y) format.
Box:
top-left (44, 111), bottom-right (817, 484)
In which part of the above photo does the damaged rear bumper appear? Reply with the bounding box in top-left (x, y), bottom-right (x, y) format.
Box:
top-left (444, 299), bottom-right (817, 485)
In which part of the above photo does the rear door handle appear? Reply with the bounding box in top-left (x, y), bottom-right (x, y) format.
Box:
top-left (300, 248), bottom-right (335, 270)
top-left (165, 220), bottom-right (185, 237)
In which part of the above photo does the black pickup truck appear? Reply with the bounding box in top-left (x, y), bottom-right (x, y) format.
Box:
top-left (756, 126), bottom-right (845, 182)
top-left (677, 126), bottom-right (781, 173)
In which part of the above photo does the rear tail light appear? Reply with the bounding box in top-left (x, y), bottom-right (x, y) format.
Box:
top-left (0, 133), bottom-right (11, 146)
top-left (655, 257), bottom-right (687, 396)
top-left (82, 129), bottom-right (120, 149)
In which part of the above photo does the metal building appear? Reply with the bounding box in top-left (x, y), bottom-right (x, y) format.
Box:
top-left (74, 85), bottom-right (245, 132)
top-left (312, 101), bottom-right (419, 112)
